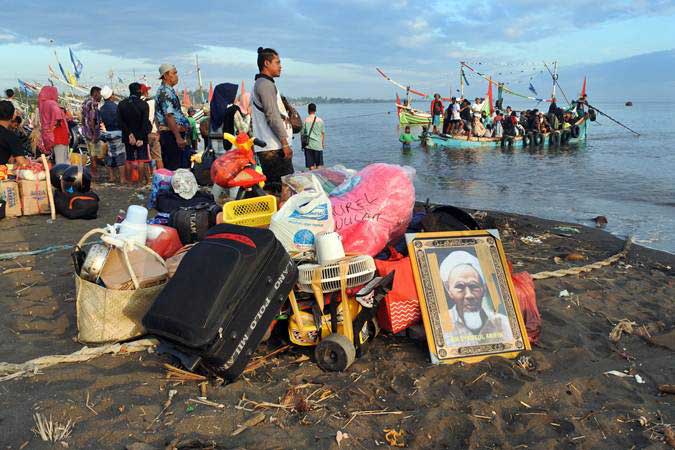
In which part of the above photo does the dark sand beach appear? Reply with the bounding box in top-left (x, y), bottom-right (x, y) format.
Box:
top-left (0, 185), bottom-right (673, 449)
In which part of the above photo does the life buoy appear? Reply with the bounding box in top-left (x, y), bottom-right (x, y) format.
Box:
top-left (521, 133), bottom-right (530, 146)
top-left (549, 131), bottom-right (560, 146)
top-left (533, 133), bottom-right (544, 146)
top-left (571, 125), bottom-right (580, 138)
top-left (561, 130), bottom-right (571, 144)
top-left (589, 109), bottom-right (597, 121)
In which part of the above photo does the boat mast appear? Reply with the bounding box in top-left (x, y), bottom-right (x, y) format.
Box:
top-left (551, 61), bottom-right (557, 99)
top-left (459, 63), bottom-right (464, 98)
top-left (196, 54), bottom-right (204, 105)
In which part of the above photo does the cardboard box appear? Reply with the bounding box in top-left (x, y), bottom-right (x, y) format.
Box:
top-left (0, 181), bottom-right (22, 217)
top-left (18, 179), bottom-right (49, 216)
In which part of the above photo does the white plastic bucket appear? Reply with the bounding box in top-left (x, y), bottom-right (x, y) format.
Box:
top-left (315, 231), bottom-right (345, 264)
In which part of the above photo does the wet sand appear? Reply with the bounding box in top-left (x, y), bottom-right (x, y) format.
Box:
top-left (0, 185), bottom-right (673, 449)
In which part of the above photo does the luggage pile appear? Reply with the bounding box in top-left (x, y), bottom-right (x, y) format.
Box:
top-left (71, 153), bottom-right (539, 382)
top-left (0, 159), bottom-right (100, 220)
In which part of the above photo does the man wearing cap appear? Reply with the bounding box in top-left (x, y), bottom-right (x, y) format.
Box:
top-left (81, 86), bottom-right (104, 178)
top-left (140, 84), bottom-right (162, 170)
top-left (99, 86), bottom-right (126, 184)
top-left (118, 82), bottom-right (152, 185)
top-left (155, 64), bottom-right (190, 170)
top-left (440, 250), bottom-right (513, 347)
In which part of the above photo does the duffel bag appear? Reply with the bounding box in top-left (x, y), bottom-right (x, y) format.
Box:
top-left (192, 148), bottom-right (216, 186)
top-left (54, 190), bottom-right (100, 220)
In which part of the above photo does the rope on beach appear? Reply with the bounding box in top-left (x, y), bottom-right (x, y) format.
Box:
top-left (0, 338), bottom-right (157, 382)
top-left (531, 238), bottom-right (632, 280)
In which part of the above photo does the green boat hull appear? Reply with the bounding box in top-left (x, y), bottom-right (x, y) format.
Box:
top-left (399, 108), bottom-right (431, 126)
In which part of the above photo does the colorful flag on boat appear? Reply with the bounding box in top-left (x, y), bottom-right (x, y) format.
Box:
top-left (528, 82), bottom-right (538, 96)
top-left (183, 87), bottom-right (192, 108)
top-left (580, 77), bottom-right (587, 97)
top-left (48, 65), bottom-right (60, 80)
top-left (17, 79), bottom-right (32, 96)
top-left (461, 68), bottom-right (470, 86)
top-left (208, 81), bottom-right (213, 103)
top-left (487, 77), bottom-right (494, 114)
top-left (69, 48), bottom-right (83, 79)
top-left (58, 62), bottom-right (69, 82)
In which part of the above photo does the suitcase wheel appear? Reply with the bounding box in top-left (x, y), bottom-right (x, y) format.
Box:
top-left (315, 334), bottom-right (356, 372)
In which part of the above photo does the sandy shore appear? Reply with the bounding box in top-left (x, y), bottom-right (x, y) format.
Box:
top-left (0, 185), bottom-right (673, 449)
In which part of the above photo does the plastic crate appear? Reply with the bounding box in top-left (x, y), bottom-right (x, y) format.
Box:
top-left (222, 195), bottom-right (277, 227)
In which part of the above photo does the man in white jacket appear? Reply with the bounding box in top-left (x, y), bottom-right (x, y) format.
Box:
top-left (252, 47), bottom-right (294, 192)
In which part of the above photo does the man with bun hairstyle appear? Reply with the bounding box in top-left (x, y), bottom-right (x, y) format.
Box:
top-left (251, 47), bottom-right (294, 192)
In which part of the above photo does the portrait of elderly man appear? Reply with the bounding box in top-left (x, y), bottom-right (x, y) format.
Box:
top-left (439, 250), bottom-right (513, 347)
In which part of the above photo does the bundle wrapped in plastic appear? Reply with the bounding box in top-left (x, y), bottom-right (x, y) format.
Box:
top-left (147, 169), bottom-right (173, 209)
top-left (281, 165), bottom-right (357, 198)
top-left (330, 163), bottom-right (415, 256)
top-left (210, 148), bottom-right (250, 188)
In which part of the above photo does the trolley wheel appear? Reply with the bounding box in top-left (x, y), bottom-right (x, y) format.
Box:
top-left (315, 334), bottom-right (356, 372)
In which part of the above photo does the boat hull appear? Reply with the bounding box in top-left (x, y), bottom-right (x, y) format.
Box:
top-left (398, 108), bottom-right (431, 126)
top-left (429, 119), bottom-right (588, 149)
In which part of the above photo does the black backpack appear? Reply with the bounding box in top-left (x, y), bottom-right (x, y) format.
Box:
top-left (169, 203), bottom-right (221, 244)
top-left (54, 190), bottom-right (100, 220)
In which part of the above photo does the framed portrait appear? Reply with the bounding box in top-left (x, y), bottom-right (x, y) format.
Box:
top-left (406, 230), bottom-right (530, 364)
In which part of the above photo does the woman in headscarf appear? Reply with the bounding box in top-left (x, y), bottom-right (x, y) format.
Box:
top-left (234, 92), bottom-right (252, 136)
top-left (209, 83), bottom-right (239, 156)
top-left (38, 86), bottom-right (70, 164)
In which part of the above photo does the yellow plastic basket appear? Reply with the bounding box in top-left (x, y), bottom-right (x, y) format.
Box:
top-left (222, 195), bottom-right (278, 227)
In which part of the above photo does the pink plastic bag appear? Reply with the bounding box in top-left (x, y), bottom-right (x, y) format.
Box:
top-left (330, 163), bottom-right (415, 256)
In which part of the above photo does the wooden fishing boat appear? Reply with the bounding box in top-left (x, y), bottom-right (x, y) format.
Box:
top-left (397, 104), bottom-right (431, 126)
top-left (429, 116), bottom-right (589, 149)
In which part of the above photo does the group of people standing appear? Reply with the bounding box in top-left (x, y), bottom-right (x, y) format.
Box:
top-left (1, 46), bottom-right (328, 194)
top-left (429, 94), bottom-right (588, 140)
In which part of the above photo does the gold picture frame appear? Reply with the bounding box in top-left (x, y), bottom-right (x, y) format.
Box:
top-left (406, 230), bottom-right (530, 364)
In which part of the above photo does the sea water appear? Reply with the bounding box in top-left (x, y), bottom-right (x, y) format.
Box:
top-left (290, 101), bottom-right (675, 254)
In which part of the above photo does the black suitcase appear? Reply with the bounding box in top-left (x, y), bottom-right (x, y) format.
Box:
top-left (143, 223), bottom-right (297, 381)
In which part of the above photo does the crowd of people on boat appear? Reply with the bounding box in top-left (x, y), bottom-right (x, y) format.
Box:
top-left (428, 94), bottom-right (590, 140)
top-left (1, 47), bottom-right (326, 192)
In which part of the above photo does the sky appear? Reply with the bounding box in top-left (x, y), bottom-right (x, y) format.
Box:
top-left (1, 0), bottom-right (675, 99)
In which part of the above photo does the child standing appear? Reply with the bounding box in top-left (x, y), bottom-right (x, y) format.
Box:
top-left (399, 126), bottom-right (418, 151)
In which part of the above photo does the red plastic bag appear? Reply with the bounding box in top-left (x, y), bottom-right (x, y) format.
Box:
top-left (146, 225), bottom-right (183, 259)
top-left (210, 148), bottom-right (250, 188)
top-left (330, 163), bottom-right (415, 256)
top-left (510, 271), bottom-right (541, 345)
top-left (375, 247), bottom-right (421, 333)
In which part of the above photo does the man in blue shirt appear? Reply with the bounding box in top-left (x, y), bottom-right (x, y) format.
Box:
top-left (99, 86), bottom-right (126, 184)
top-left (156, 64), bottom-right (190, 170)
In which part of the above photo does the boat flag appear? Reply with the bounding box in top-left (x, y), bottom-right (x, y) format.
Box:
top-left (17, 79), bottom-right (32, 96)
top-left (58, 62), bottom-right (69, 83)
top-left (208, 82), bottom-right (213, 103)
top-left (461, 67), bottom-right (470, 86)
top-left (528, 82), bottom-right (538, 96)
top-left (183, 87), bottom-right (192, 108)
top-left (69, 48), bottom-right (83, 79)
top-left (487, 77), bottom-right (494, 114)
top-left (581, 77), bottom-right (587, 97)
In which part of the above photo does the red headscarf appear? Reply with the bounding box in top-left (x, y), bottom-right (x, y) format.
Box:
top-left (38, 86), bottom-right (67, 151)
